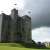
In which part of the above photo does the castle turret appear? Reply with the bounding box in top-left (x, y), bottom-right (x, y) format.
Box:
top-left (11, 8), bottom-right (18, 19)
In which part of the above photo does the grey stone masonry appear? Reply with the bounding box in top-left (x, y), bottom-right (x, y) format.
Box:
top-left (0, 8), bottom-right (32, 43)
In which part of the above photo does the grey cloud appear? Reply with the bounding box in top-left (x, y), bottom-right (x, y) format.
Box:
top-left (23, 0), bottom-right (50, 29)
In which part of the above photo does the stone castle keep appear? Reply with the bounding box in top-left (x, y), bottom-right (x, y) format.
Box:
top-left (0, 9), bottom-right (31, 43)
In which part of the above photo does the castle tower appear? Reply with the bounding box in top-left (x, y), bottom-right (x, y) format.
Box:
top-left (22, 15), bottom-right (31, 43)
top-left (10, 9), bottom-right (22, 42)
top-left (0, 9), bottom-right (32, 43)
top-left (1, 13), bottom-right (11, 42)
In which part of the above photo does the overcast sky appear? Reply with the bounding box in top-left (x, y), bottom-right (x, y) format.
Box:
top-left (0, 0), bottom-right (50, 42)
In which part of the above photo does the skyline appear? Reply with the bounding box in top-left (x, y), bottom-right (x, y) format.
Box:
top-left (0, 0), bottom-right (50, 42)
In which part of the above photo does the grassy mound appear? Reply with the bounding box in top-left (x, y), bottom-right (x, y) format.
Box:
top-left (0, 43), bottom-right (50, 50)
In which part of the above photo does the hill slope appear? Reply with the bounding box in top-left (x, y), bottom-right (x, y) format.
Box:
top-left (0, 43), bottom-right (49, 50)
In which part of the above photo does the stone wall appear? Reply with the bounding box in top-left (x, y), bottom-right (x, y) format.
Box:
top-left (0, 9), bottom-right (31, 43)
top-left (0, 14), bottom-right (3, 42)
top-left (1, 13), bottom-right (11, 42)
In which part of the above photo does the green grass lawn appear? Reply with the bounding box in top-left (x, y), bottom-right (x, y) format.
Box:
top-left (0, 43), bottom-right (50, 50)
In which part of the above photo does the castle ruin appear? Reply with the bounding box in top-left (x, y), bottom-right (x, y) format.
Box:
top-left (0, 9), bottom-right (31, 43)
